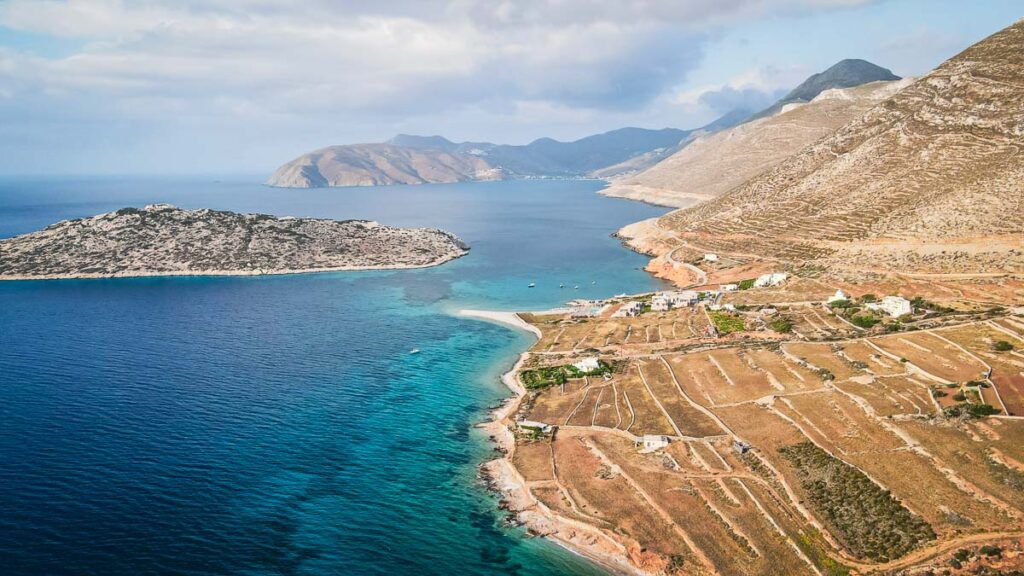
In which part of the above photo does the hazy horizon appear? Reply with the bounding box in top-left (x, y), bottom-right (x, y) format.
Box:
top-left (1, 0), bottom-right (1021, 176)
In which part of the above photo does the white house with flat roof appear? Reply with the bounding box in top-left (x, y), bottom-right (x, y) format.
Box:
top-left (704, 253), bottom-right (719, 262)
top-left (866, 296), bottom-right (912, 318)
top-left (573, 357), bottom-right (601, 373)
top-left (517, 420), bottom-right (553, 434)
top-left (651, 290), bottom-right (699, 311)
top-left (639, 435), bottom-right (671, 453)
top-left (613, 301), bottom-right (644, 317)
top-left (720, 283), bottom-right (738, 292)
top-left (754, 273), bottom-right (788, 288)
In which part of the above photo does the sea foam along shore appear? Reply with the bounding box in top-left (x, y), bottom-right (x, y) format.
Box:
top-left (457, 308), bottom-right (643, 576)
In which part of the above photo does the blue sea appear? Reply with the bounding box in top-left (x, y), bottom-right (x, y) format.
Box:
top-left (0, 176), bottom-right (669, 576)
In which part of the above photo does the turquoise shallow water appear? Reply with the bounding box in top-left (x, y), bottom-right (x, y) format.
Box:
top-left (0, 177), bottom-right (669, 575)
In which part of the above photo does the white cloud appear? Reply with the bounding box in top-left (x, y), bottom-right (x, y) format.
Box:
top-left (0, 0), bottom-right (884, 173)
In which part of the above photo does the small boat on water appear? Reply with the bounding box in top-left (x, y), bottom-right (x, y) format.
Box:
top-left (559, 283), bottom-right (565, 288)
top-left (409, 348), bottom-right (420, 354)
top-left (574, 285), bottom-right (580, 290)
top-left (528, 282), bottom-right (536, 288)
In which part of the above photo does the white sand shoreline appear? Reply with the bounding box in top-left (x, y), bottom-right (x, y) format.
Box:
top-left (456, 309), bottom-right (543, 339)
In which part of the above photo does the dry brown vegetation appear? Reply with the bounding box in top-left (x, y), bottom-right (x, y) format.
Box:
top-left (622, 21), bottom-right (1024, 276)
top-left (500, 288), bottom-right (1024, 575)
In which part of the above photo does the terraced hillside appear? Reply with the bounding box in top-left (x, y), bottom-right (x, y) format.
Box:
top-left (602, 79), bottom-right (910, 208)
top-left (486, 280), bottom-right (1024, 576)
top-left (647, 19), bottom-right (1024, 274)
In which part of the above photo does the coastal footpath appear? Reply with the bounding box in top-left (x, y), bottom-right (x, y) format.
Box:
top-left (0, 204), bottom-right (468, 280)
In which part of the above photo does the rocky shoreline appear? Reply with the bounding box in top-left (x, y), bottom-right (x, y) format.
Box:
top-left (471, 327), bottom-right (645, 576)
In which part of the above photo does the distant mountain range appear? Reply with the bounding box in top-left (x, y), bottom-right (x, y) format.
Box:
top-left (267, 58), bottom-right (900, 189)
top-left (267, 127), bottom-right (691, 188)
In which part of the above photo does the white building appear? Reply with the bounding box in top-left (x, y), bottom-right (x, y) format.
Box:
top-left (754, 273), bottom-right (789, 288)
top-left (651, 290), bottom-right (699, 312)
top-left (703, 253), bottom-right (719, 262)
top-left (573, 357), bottom-right (601, 373)
top-left (518, 420), bottom-right (553, 434)
top-left (720, 283), bottom-right (738, 292)
top-left (827, 289), bottom-right (849, 304)
top-left (639, 435), bottom-right (671, 453)
top-left (613, 301), bottom-right (644, 317)
top-left (866, 296), bottom-right (913, 318)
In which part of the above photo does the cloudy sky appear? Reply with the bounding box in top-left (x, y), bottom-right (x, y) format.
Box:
top-left (0, 0), bottom-right (1020, 175)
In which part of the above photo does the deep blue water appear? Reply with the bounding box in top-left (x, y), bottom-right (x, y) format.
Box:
top-left (0, 176), bottom-right (668, 576)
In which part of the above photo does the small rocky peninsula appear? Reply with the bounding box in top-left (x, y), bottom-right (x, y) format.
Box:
top-left (0, 204), bottom-right (469, 280)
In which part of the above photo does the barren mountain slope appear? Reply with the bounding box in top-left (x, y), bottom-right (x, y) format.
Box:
top-left (603, 79), bottom-right (911, 207)
top-left (650, 19), bottom-right (1024, 274)
top-left (0, 204), bottom-right (469, 279)
top-left (266, 143), bottom-right (501, 188)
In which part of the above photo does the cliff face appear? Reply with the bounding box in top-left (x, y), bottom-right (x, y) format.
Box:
top-left (651, 19), bottom-right (1024, 274)
top-left (602, 79), bottom-right (911, 207)
top-left (0, 204), bottom-right (469, 280)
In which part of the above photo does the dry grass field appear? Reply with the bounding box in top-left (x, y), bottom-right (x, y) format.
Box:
top-left (500, 291), bottom-right (1024, 575)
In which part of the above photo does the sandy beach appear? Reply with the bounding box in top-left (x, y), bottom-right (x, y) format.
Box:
top-left (456, 309), bottom-right (543, 339)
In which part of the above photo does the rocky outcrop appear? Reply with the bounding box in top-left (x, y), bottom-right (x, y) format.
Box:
top-left (0, 204), bottom-right (469, 280)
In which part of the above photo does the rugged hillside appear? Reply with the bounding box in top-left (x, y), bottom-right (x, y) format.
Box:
top-left (266, 143), bottom-right (500, 188)
top-left (603, 78), bottom-right (911, 207)
top-left (598, 61), bottom-right (905, 208)
top-left (752, 59), bottom-right (901, 120)
top-left (644, 20), bottom-right (1024, 275)
top-left (0, 204), bottom-right (469, 279)
top-left (267, 128), bottom-right (690, 188)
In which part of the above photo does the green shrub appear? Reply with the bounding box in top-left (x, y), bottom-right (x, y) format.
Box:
top-left (737, 278), bottom-right (756, 290)
top-left (993, 340), bottom-right (1014, 352)
top-left (779, 442), bottom-right (935, 561)
top-left (709, 311), bottom-right (746, 335)
top-left (943, 404), bottom-right (999, 418)
top-left (850, 314), bottom-right (880, 329)
top-left (952, 392), bottom-right (967, 402)
top-left (860, 294), bottom-right (878, 303)
top-left (979, 545), bottom-right (1002, 557)
top-left (768, 318), bottom-right (793, 333)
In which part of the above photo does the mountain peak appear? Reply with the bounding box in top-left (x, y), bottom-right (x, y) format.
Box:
top-left (780, 59), bottom-right (900, 104)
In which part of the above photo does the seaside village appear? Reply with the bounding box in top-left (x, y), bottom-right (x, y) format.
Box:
top-left (493, 256), bottom-right (1024, 576)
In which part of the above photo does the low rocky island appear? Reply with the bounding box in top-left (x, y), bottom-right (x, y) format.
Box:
top-left (0, 204), bottom-right (469, 280)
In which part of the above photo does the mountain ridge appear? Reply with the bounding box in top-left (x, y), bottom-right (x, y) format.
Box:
top-left (640, 20), bottom-right (1024, 275)
top-left (267, 127), bottom-right (691, 188)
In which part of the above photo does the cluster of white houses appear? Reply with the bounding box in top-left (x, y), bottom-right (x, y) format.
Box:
top-left (651, 290), bottom-right (700, 311)
top-left (827, 289), bottom-right (913, 318)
